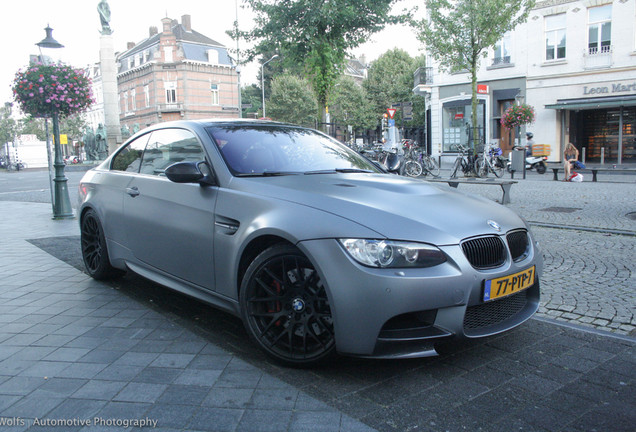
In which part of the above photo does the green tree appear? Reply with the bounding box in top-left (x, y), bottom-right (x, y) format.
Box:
top-left (328, 76), bottom-right (377, 135)
top-left (267, 74), bottom-right (319, 127)
top-left (18, 116), bottom-right (46, 141)
top-left (364, 49), bottom-right (425, 121)
top-left (243, 0), bottom-right (405, 124)
top-left (241, 84), bottom-right (263, 118)
top-left (0, 103), bottom-right (18, 146)
top-left (416, 0), bottom-right (534, 152)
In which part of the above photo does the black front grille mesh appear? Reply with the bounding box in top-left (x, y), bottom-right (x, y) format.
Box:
top-left (461, 236), bottom-right (506, 269)
top-left (507, 230), bottom-right (529, 262)
top-left (463, 290), bottom-right (528, 331)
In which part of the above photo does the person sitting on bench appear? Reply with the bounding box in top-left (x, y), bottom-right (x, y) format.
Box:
top-left (563, 142), bottom-right (579, 181)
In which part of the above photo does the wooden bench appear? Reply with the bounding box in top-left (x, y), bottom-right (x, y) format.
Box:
top-left (427, 178), bottom-right (518, 204)
top-left (550, 166), bottom-right (636, 182)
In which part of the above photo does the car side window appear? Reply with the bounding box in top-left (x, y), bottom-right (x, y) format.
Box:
top-left (111, 133), bottom-right (150, 172)
top-left (139, 129), bottom-right (205, 176)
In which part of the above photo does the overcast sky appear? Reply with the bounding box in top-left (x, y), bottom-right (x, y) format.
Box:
top-left (2, 0), bottom-right (423, 105)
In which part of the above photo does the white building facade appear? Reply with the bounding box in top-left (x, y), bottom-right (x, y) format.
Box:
top-left (426, 0), bottom-right (636, 165)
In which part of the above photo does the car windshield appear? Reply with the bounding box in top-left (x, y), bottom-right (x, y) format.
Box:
top-left (206, 124), bottom-right (380, 176)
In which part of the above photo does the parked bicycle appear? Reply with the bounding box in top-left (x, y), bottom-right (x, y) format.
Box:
top-left (402, 141), bottom-right (440, 178)
top-left (474, 142), bottom-right (505, 178)
top-left (450, 143), bottom-right (477, 178)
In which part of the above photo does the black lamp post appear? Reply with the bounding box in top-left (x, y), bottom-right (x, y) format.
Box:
top-left (36, 25), bottom-right (74, 219)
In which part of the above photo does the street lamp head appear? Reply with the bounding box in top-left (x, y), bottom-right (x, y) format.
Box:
top-left (36, 25), bottom-right (64, 49)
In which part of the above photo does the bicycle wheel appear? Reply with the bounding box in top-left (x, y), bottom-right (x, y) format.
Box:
top-left (491, 158), bottom-right (504, 178)
top-left (450, 158), bottom-right (461, 178)
top-left (474, 158), bottom-right (488, 178)
top-left (424, 156), bottom-right (440, 177)
top-left (404, 160), bottom-right (423, 177)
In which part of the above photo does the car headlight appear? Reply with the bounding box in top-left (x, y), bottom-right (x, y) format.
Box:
top-left (338, 239), bottom-right (446, 268)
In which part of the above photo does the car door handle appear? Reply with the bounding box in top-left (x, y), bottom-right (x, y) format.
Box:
top-left (126, 187), bottom-right (140, 197)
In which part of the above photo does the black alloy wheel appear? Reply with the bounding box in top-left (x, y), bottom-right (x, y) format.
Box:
top-left (240, 244), bottom-right (335, 366)
top-left (80, 209), bottom-right (122, 280)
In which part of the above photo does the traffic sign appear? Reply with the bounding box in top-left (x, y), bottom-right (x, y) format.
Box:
top-left (387, 108), bottom-right (396, 119)
top-left (388, 119), bottom-right (395, 127)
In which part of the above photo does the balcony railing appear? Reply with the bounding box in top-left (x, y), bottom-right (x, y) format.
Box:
top-left (584, 45), bottom-right (613, 69)
top-left (413, 67), bottom-right (433, 86)
top-left (492, 56), bottom-right (511, 66)
top-left (157, 103), bottom-right (184, 113)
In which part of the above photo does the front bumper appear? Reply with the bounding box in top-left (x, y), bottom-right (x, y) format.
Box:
top-left (298, 237), bottom-right (542, 359)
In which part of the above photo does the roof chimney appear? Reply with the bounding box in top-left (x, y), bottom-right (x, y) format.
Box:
top-left (182, 15), bottom-right (191, 32)
top-left (127, 42), bottom-right (135, 50)
top-left (149, 26), bottom-right (158, 37)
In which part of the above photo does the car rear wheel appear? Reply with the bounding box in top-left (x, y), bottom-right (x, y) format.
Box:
top-left (240, 244), bottom-right (335, 366)
top-left (81, 209), bottom-right (123, 280)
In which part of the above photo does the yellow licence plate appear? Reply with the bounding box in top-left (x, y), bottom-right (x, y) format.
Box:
top-left (483, 266), bottom-right (535, 302)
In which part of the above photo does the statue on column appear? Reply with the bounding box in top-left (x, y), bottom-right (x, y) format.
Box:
top-left (97, 0), bottom-right (112, 35)
top-left (82, 126), bottom-right (98, 161)
top-left (95, 123), bottom-right (108, 160)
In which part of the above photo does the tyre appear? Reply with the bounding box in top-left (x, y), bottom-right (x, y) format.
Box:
top-left (404, 160), bottom-right (423, 177)
top-left (424, 156), bottom-right (440, 177)
top-left (491, 159), bottom-right (504, 178)
top-left (450, 158), bottom-right (461, 178)
top-left (240, 244), bottom-right (335, 366)
top-left (536, 163), bottom-right (547, 174)
top-left (474, 158), bottom-right (488, 178)
top-left (81, 209), bottom-right (123, 280)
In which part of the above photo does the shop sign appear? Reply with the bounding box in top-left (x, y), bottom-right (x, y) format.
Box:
top-left (454, 113), bottom-right (464, 120)
top-left (477, 84), bottom-right (489, 94)
top-left (583, 81), bottom-right (636, 96)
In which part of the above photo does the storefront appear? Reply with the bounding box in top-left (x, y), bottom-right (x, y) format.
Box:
top-left (433, 78), bottom-right (527, 160)
top-left (546, 94), bottom-right (636, 164)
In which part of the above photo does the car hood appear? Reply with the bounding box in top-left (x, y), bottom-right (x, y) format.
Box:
top-left (231, 173), bottom-right (525, 245)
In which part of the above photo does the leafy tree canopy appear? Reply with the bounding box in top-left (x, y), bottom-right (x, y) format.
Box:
top-left (268, 73), bottom-right (319, 127)
top-left (364, 49), bottom-right (425, 117)
top-left (242, 0), bottom-right (407, 112)
top-left (328, 76), bottom-right (377, 132)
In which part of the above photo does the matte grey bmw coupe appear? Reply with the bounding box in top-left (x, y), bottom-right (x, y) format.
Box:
top-left (79, 119), bottom-right (542, 366)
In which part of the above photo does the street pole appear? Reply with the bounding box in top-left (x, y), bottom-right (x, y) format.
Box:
top-left (51, 111), bottom-right (73, 219)
top-left (36, 25), bottom-right (73, 219)
top-left (261, 54), bottom-right (279, 118)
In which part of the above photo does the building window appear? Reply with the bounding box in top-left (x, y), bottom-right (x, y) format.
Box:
top-left (123, 91), bottom-right (129, 113)
top-left (493, 32), bottom-right (511, 65)
top-left (144, 85), bottom-right (150, 108)
top-left (545, 14), bottom-right (566, 61)
top-left (441, 99), bottom-right (485, 153)
top-left (130, 89), bottom-right (136, 111)
top-left (165, 82), bottom-right (177, 104)
top-left (210, 83), bottom-right (219, 106)
top-left (588, 5), bottom-right (612, 54)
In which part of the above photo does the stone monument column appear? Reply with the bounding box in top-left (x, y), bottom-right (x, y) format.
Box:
top-left (98, 0), bottom-right (122, 154)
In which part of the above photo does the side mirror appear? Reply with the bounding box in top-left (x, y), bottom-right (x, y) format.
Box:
top-left (165, 161), bottom-right (215, 185)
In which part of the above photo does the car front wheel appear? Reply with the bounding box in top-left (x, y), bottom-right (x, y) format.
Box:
top-left (240, 244), bottom-right (335, 366)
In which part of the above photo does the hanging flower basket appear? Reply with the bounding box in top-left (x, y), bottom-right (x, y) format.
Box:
top-left (500, 103), bottom-right (535, 129)
top-left (12, 63), bottom-right (93, 118)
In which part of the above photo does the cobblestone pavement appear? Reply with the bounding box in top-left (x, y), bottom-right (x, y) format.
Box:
top-left (429, 172), bottom-right (636, 336)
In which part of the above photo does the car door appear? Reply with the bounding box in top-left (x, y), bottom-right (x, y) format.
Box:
top-left (123, 128), bottom-right (218, 290)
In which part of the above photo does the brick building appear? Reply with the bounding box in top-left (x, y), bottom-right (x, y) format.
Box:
top-left (116, 14), bottom-right (239, 134)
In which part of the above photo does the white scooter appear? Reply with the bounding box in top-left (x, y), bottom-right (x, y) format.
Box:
top-left (506, 146), bottom-right (547, 174)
